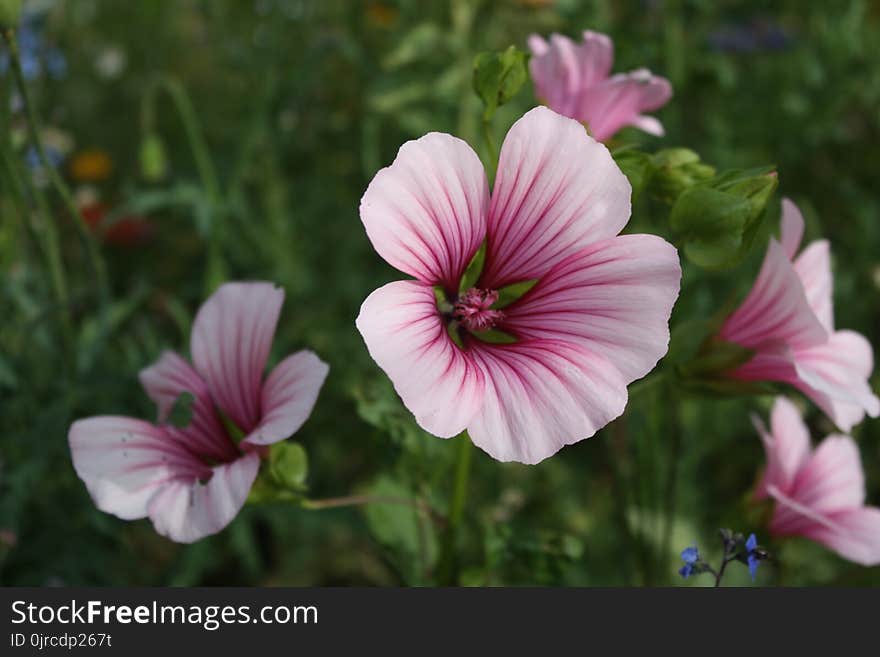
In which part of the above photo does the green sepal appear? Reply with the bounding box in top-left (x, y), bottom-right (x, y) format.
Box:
top-left (458, 240), bottom-right (487, 294)
top-left (493, 278), bottom-right (539, 309)
top-left (468, 328), bottom-right (517, 345)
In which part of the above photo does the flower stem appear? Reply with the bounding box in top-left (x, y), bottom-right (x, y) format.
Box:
top-left (302, 494), bottom-right (444, 524)
top-left (437, 433), bottom-right (474, 585)
top-left (628, 370), bottom-right (667, 400)
top-left (142, 76), bottom-right (224, 294)
top-left (3, 27), bottom-right (110, 313)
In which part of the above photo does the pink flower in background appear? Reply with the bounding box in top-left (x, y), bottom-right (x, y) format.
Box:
top-left (69, 282), bottom-right (329, 543)
top-left (527, 30), bottom-right (672, 141)
top-left (753, 396), bottom-right (880, 565)
top-left (719, 199), bottom-right (879, 432)
top-left (356, 107), bottom-right (680, 464)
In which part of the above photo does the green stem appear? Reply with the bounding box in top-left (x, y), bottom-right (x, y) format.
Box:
top-left (628, 370), bottom-right (667, 400)
top-left (3, 27), bottom-right (109, 313)
top-left (482, 115), bottom-right (497, 180)
top-left (142, 76), bottom-right (224, 293)
top-left (302, 494), bottom-right (444, 524)
top-left (437, 433), bottom-right (474, 585)
top-left (660, 386), bottom-right (683, 580)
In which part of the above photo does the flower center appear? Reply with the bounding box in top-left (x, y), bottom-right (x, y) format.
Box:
top-left (453, 288), bottom-right (505, 332)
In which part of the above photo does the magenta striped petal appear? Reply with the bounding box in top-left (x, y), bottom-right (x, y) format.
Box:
top-left (791, 434), bottom-right (865, 513)
top-left (481, 107), bottom-right (631, 289)
top-left (191, 282), bottom-right (284, 432)
top-left (527, 30), bottom-right (670, 141)
top-left (719, 239), bottom-right (827, 350)
top-left (356, 280), bottom-right (485, 438)
top-left (528, 32), bottom-right (613, 118)
top-left (805, 507), bottom-right (880, 566)
top-left (794, 240), bottom-right (833, 332)
top-left (68, 416), bottom-right (209, 520)
top-left (753, 397), bottom-right (810, 499)
top-left (467, 340), bottom-right (627, 464)
top-left (769, 485), bottom-right (880, 566)
top-left (359, 132), bottom-right (489, 291)
top-left (243, 350), bottom-right (329, 446)
top-left (793, 330), bottom-right (880, 432)
top-left (147, 452), bottom-right (260, 544)
top-left (779, 197), bottom-right (805, 260)
top-left (139, 351), bottom-right (239, 463)
top-left (502, 234), bottom-right (680, 383)
top-left (577, 69), bottom-right (673, 141)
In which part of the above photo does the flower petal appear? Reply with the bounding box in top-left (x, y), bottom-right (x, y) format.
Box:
top-left (779, 198), bottom-right (804, 260)
top-left (356, 280), bottom-right (485, 438)
top-left (528, 31), bottom-right (614, 118)
top-left (191, 282), bottom-right (284, 432)
top-left (755, 396), bottom-right (811, 498)
top-left (467, 340), bottom-right (627, 464)
top-left (794, 239), bottom-right (833, 332)
top-left (69, 416), bottom-right (208, 521)
top-left (793, 330), bottom-right (880, 432)
top-left (243, 351), bottom-right (329, 446)
top-left (791, 434), bottom-right (865, 513)
top-left (806, 507), bottom-right (880, 566)
top-left (719, 239), bottom-right (827, 350)
top-left (502, 234), bottom-right (680, 382)
top-left (578, 69), bottom-right (672, 141)
top-left (147, 452), bottom-right (260, 544)
top-left (769, 485), bottom-right (880, 566)
top-left (482, 106), bottom-right (631, 289)
top-left (359, 132), bottom-right (489, 291)
top-left (139, 351), bottom-right (239, 463)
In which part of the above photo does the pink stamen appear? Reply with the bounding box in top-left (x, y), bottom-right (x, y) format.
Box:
top-left (453, 288), bottom-right (505, 332)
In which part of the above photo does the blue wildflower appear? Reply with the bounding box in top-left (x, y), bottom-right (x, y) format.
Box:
top-left (679, 545), bottom-right (700, 579)
top-left (746, 534), bottom-right (761, 581)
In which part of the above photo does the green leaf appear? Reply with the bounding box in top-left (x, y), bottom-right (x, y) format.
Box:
top-left (670, 168), bottom-right (777, 269)
top-left (613, 149), bottom-right (653, 201)
top-left (473, 46), bottom-right (529, 121)
top-left (364, 475), bottom-right (437, 579)
top-left (268, 441), bottom-right (309, 491)
top-left (381, 23), bottom-right (444, 69)
top-left (167, 391), bottom-right (195, 429)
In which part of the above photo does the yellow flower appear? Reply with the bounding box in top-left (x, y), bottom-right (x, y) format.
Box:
top-left (69, 149), bottom-right (113, 182)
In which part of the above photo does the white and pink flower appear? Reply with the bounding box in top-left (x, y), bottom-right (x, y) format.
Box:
top-left (527, 30), bottom-right (672, 141)
top-left (753, 396), bottom-right (880, 566)
top-left (720, 199), bottom-right (879, 432)
top-left (69, 282), bottom-right (329, 543)
top-left (356, 106), bottom-right (681, 464)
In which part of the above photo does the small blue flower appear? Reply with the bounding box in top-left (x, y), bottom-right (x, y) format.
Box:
top-left (679, 545), bottom-right (700, 579)
top-left (746, 533), bottom-right (760, 581)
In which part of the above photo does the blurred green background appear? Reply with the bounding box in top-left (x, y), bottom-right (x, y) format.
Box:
top-left (1, 0), bottom-right (879, 586)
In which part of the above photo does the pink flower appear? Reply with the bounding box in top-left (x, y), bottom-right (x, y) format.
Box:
top-left (527, 30), bottom-right (672, 141)
top-left (753, 396), bottom-right (880, 566)
top-left (719, 199), bottom-right (879, 432)
top-left (356, 107), bottom-right (680, 464)
top-left (69, 282), bottom-right (329, 543)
